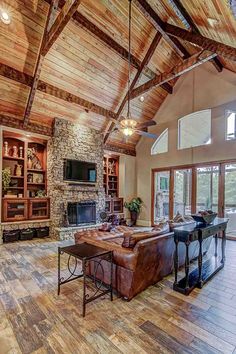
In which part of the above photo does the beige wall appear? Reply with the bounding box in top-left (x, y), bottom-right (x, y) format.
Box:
top-left (136, 63), bottom-right (236, 226)
top-left (119, 155), bottom-right (137, 218)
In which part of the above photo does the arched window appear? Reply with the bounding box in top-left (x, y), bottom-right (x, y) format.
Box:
top-left (151, 128), bottom-right (168, 155)
top-left (178, 109), bottom-right (211, 149)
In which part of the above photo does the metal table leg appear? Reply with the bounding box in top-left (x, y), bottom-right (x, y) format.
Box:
top-left (58, 247), bottom-right (61, 296)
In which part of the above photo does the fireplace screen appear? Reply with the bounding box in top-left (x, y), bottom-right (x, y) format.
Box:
top-left (67, 202), bottom-right (96, 225)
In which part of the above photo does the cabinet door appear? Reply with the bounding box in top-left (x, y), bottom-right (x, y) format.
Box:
top-left (29, 198), bottom-right (50, 220)
top-left (3, 199), bottom-right (28, 222)
top-left (112, 198), bottom-right (123, 213)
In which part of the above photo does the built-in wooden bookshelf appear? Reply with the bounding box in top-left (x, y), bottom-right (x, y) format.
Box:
top-left (2, 131), bottom-right (49, 222)
top-left (103, 155), bottom-right (119, 197)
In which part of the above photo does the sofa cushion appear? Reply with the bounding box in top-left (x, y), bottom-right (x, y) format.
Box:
top-left (122, 229), bottom-right (169, 249)
top-left (169, 213), bottom-right (195, 231)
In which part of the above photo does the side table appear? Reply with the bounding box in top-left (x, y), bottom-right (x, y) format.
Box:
top-left (58, 243), bottom-right (113, 317)
top-left (173, 218), bottom-right (228, 295)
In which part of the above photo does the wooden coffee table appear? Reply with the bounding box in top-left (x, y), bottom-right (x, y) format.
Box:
top-left (58, 243), bottom-right (113, 317)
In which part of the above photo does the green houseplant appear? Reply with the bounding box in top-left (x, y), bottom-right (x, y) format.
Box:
top-left (124, 197), bottom-right (143, 225)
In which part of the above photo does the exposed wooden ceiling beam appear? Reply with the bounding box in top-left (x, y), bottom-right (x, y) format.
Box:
top-left (23, 0), bottom-right (59, 128)
top-left (0, 114), bottom-right (52, 136)
top-left (104, 32), bottom-right (163, 143)
top-left (42, 0), bottom-right (81, 55)
top-left (130, 51), bottom-right (217, 99)
top-left (133, 0), bottom-right (189, 58)
top-left (165, 23), bottom-right (236, 61)
top-left (42, 0), bottom-right (172, 94)
top-left (0, 63), bottom-right (118, 121)
top-left (104, 143), bottom-right (136, 156)
top-left (167, 0), bottom-right (223, 72)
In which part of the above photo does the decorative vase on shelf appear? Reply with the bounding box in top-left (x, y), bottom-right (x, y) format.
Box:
top-left (12, 146), bottom-right (18, 158)
top-left (19, 146), bottom-right (23, 158)
top-left (27, 158), bottom-right (32, 169)
top-left (3, 141), bottom-right (9, 156)
top-left (15, 164), bottom-right (23, 177)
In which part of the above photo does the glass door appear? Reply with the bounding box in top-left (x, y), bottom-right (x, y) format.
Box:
top-left (224, 164), bottom-right (236, 238)
top-left (196, 165), bottom-right (219, 213)
top-left (174, 169), bottom-right (192, 215)
top-left (153, 171), bottom-right (170, 223)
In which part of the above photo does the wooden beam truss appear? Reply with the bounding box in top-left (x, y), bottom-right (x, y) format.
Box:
top-left (130, 51), bottom-right (217, 100)
top-left (23, 0), bottom-right (80, 127)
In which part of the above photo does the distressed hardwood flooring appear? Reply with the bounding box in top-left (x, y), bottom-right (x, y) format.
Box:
top-left (0, 238), bottom-right (236, 354)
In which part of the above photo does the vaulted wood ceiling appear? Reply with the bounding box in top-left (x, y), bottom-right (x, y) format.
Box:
top-left (0, 0), bottom-right (236, 155)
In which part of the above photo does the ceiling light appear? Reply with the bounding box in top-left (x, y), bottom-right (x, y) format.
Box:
top-left (139, 96), bottom-right (145, 102)
top-left (207, 17), bottom-right (219, 27)
top-left (0, 10), bottom-right (11, 24)
top-left (120, 117), bottom-right (137, 136)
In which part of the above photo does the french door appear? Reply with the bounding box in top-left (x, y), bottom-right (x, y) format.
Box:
top-left (152, 161), bottom-right (236, 238)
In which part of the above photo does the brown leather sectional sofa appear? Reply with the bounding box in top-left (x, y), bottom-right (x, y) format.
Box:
top-left (74, 225), bottom-right (212, 300)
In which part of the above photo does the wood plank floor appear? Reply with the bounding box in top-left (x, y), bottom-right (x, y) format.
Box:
top-left (0, 238), bottom-right (236, 354)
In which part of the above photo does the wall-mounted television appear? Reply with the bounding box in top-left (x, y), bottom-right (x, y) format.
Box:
top-left (63, 159), bottom-right (97, 183)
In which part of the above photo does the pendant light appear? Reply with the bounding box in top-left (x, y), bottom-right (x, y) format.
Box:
top-left (120, 0), bottom-right (137, 137)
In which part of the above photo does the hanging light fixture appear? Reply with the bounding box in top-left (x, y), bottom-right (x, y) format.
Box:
top-left (120, 0), bottom-right (137, 137)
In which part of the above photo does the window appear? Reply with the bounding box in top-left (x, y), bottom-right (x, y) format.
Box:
top-left (151, 128), bottom-right (168, 155)
top-left (178, 109), bottom-right (211, 149)
top-left (153, 171), bottom-right (170, 222)
top-left (174, 169), bottom-right (192, 215)
top-left (226, 111), bottom-right (236, 140)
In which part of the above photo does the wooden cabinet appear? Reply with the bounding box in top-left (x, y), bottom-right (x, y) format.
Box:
top-left (2, 130), bottom-right (50, 222)
top-left (103, 155), bottom-right (119, 197)
top-left (105, 197), bottom-right (123, 214)
top-left (29, 198), bottom-right (50, 220)
top-left (2, 198), bottom-right (50, 222)
top-left (3, 199), bottom-right (28, 222)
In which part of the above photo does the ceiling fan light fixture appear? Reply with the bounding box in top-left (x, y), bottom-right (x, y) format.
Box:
top-left (120, 117), bottom-right (137, 136)
top-left (0, 9), bottom-right (11, 24)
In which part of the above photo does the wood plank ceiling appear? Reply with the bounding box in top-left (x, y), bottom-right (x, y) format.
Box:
top-left (0, 0), bottom-right (236, 155)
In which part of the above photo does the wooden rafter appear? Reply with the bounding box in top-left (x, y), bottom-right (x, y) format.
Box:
top-left (130, 51), bottom-right (217, 100)
top-left (23, 0), bottom-right (81, 128)
top-left (104, 32), bottom-right (163, 143)
top-left (0, 114), bottom-right (52, 136)
top-left (23, 0), bottom-right (57, 127)
top-left (105, 143), bottom-right (136, 156)
top-left (133, 0), bottom-right (190, 59)
top-left (43, 0), bottom-right (172, 94)
top-left (0, 63), bottom-right (118, 121)
top-left (42, 0), bottom-right (81, 55)
top-left (168, 0), bottom-right (223, 72)
top-left (165, 23), bottom-right (236, 61)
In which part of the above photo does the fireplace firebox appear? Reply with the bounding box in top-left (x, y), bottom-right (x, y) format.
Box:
top-left (67, 201), bottom-right (96, 225)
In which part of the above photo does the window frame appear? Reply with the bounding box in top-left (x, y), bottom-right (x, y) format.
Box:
top-left (225, 110), bottom-right (236, 141)
top-left (151, 128), bottom-right (168, 155)
top-left (178, 109), bottom-right (212, 150)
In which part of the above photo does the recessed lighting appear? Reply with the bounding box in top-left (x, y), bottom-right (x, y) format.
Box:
top-left (0, 10), bottom-right (11, 24)
top-left (26, 134), bottom-right (31, 137)
top-left (139, 96), bottom-right (145, 102)
top-left (207, 17), bottom-right (219, 27)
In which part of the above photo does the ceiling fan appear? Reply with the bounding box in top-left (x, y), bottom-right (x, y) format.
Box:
top-left (112, 118), bottom-right (158, 139)
top-left (112, 0), bottom-right (158, 140)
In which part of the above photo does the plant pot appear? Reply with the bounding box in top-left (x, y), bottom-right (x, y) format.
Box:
top-left (130, 211), bottom-right (138, 226)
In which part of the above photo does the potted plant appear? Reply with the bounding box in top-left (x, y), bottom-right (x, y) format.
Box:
top-left (124, 197), bottom-right (143, 226)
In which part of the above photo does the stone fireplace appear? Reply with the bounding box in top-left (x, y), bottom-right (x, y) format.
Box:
top-left (67, 201), bottom-right (96, 225)
top-left (47, 118), bottom-right (105, 239)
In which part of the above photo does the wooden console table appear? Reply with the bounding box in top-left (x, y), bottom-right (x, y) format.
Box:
top-left (173, 218), bottom-right (228, 295)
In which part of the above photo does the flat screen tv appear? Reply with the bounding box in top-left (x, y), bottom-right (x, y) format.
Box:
top-left (63, 159), bottom-right (97, 183)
